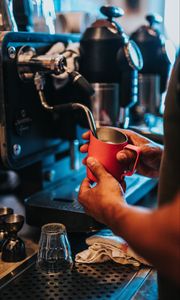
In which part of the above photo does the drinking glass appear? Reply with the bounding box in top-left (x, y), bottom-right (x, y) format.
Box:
top-left (36, 223), bottom-right (73, 274)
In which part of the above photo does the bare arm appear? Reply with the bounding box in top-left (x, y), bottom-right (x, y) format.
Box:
top-left (78, 157), bottom-right (180, 286)
top-left (111, 193), bottom-right (180, 286)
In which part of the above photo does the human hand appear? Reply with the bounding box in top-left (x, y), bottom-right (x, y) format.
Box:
top-left (80, 131), bottom-right (91, 165)
top-left (78, 157), bottom-right (126, 226)
top-left (116, 129), bottom-right (163, 178)
top-left (80, 130), bottom-right (163, 178)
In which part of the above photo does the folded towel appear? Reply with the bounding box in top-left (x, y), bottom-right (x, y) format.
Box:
top-left (75, 229), bottom-right (151, 267)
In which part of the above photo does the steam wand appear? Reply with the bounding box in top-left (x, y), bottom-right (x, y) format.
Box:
top-left (17, 45), bottom-right (97, 137)
top-left (34, 72), bottom-right (97, 138)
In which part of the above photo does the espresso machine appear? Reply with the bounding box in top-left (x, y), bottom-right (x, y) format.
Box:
top-left (130, 13), bottom-right (175, 129)
top-left (0, 17), bottom-right (156, 232)
top-left (0, 30), bottom-right (99, 231)
top-left (79, 6), bottom-right (143, 128)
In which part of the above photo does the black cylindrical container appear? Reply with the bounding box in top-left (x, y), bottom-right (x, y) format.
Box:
top-left (130, 13), bottom-right (175, 122)
top-left (79, 6), bottom-right (143, 128)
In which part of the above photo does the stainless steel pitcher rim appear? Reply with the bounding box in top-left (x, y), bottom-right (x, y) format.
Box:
top-left (96, 126), bottom-right (128, 144)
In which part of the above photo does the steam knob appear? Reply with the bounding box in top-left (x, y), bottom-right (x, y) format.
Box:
top-left (69, 71), bottom-right (94, 97)
top-left (100, 6), bottom-right (124, 21)
top-left (146, 13), bottom-right (163, 27)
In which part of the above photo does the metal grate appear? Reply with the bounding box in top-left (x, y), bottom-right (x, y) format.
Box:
top-left (0, 261), bottom-right (140, 300)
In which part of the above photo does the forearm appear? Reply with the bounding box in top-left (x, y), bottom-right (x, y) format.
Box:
top-left (108, 195), bottom-right (180, 285)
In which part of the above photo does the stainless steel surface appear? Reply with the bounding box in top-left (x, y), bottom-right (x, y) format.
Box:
top-left (0, 257), bottom-right (151, 300)
top-left (8, 46), bottom-right (16, 59)
top-left (91, 83), bottom-right (120, 127)
top-left (34, 76), bottom-right (98, 137)
top-left (34, 87), bottom-right (98, 137)
top-left (0, 179), bottom-right (158, 299)
top-left (71, 103), bottom-right (97, 138)
top-left (13, 144), bottom-right (21, 156)
top-left (96, 127), bottom-right (127, 144)
top-left (119, 107), bottom-right (130, 129)
top-left (17, 45), bottom-right (66, 81)
top-left (0, 207), bottom-right (14, 251)
top-left (138, 74), bottom-right (161, 115)
top-left (0, 207), bottom-right (14, 216)
top-left (17, 46), bottom-right (97, 137)
top-left (1, 214), bottom-right (26, 262)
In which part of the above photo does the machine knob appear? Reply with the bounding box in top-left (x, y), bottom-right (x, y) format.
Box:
top-left (146, 13), bottom-right (163, 27)
top-left (100, 6), bottom-right (124, 21)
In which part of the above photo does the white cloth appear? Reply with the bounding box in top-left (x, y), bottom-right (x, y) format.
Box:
top-left (75, 229), bottom-right (151, 268)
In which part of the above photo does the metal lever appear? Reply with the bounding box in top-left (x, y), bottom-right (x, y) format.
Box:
top-left (17, 45), bottom-right (66, 80)
top-left (65, 68), bottom-right (94, 97)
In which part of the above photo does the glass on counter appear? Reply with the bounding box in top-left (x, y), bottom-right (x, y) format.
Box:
top-left (37, 223), bottom-right (73, 274)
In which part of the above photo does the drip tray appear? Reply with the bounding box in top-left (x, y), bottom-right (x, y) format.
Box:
top-left (0, 257), bottom-right (151, 300)
top-left (25, 171), bottom-right (157, 232)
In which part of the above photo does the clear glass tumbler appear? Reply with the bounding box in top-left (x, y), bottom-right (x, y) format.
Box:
top-left (36, 223), bottom-right (73, 274)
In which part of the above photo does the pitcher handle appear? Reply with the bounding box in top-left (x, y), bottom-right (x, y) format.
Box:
top-left (122, 144), bottom-right (141, 177)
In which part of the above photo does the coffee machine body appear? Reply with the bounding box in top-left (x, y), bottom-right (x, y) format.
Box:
top-left (79, 6), bottom-right (143, 128)
top-left (0, 31), bottom-right (102, 231)
top-left (0, 31), bottom-right (157, 232)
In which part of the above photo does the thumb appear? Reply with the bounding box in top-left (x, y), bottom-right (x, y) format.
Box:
top-left (87, 157), bottom-right (108, 181)
top-left (116, 149), bottom-right (136, 165)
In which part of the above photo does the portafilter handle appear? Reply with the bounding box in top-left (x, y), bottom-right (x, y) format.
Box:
top-left (17, 45), bottom-right (94, 97)
top-left (17, 45), bottom-right (66, 80)
top-left (17, 45), bottom-right (96, 135)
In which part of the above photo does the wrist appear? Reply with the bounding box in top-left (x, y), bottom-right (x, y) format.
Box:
top-left (107, 202), bottom-right (150, 238)
top-left (105, 200), bottom-right (130, 235)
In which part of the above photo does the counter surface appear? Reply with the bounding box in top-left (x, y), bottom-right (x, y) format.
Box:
top-left (0, 188), bottom-right (158, 299)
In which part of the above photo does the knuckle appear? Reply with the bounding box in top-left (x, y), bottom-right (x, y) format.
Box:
top-left (106, 173), bottom-right (112, 179)
top-left (100, 172), bottom-right (112, 181)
